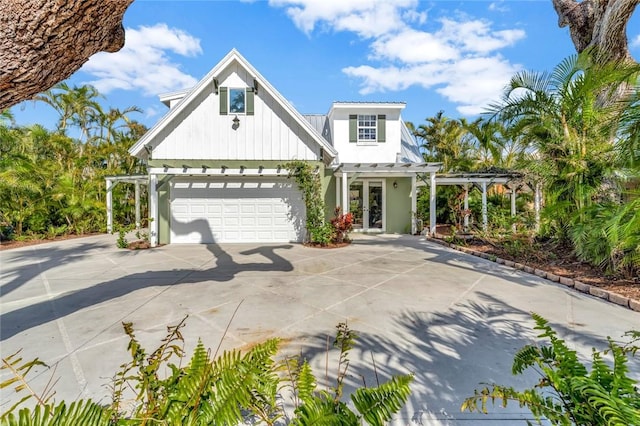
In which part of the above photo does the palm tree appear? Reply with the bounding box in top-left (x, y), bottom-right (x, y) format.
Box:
top-left (492, 54), bottom-right (637, 223)
top-left (462, 118), bottom-right (508, 169)
top-left (36, 83), bottom-right (103, 141)
top-left (413, 111), bottom-right (474, 171)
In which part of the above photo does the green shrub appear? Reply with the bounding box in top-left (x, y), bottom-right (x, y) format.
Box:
top-left (462, 313), bottom-right (640, 425)
top-left (2, 320), bottom-right (413, 425)
top-left (115, 226), bottom-right (129, 249)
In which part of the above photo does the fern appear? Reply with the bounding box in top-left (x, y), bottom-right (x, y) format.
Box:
top-left (1, 400), bottom-right (112, 426)
top-left (462, 313), bottom-right (640, 425)
top-left (351, 374), bottom-right (413, 426)
top-left (3, 320), bottom-right (414, 425)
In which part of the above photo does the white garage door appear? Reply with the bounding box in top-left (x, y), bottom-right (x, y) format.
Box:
top-left (170, 178), bottom-right (306, 243)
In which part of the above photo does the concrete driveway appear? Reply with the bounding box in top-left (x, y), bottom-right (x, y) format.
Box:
top-left (1, 234), bottom-right (639, 425)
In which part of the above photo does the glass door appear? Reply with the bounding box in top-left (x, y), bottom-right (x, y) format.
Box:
top-left (349, 181), bottom-right (364, 229)
top-left (368, 181), bottom-right (383, 229)
top-left (349, 180), bottom-right (384, 232)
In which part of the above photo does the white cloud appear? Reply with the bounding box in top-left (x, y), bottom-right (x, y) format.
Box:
top-left (344, 55), bottom-right (520, 115)
top-left (488, 2), bottom-right (509, 13)
top-left (271, 0), bottom-right (525, 115)
top-left (81, 23), bottom-right (202, 96)
top-left (370, 29), bottom-right (460, 63)
top-left (438, 18), bottom-right (525, 54)
top-left (631, 34), bottom-right (640, 49)
top-left (269, 0), bottom-right (416, 38)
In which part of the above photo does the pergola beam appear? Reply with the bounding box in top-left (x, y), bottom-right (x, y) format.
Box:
top-left (104, 174), bottom-right (148, 235)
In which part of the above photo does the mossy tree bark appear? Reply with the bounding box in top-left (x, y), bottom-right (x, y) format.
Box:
top-left (0, 0), bottom-right (134, 110)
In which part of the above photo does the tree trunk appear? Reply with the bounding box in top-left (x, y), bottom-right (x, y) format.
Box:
top-left (0, 0), bottom-right (134, 111)
top-left (551, 0), bottom-right (638, 63)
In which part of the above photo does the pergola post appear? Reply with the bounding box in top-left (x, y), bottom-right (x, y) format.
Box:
top-left (149, 174), bottom-right (158, 247)
top-left (134, 181), bottom-right (141, 230)
top-left (342, 172), bottom-right (349, 213)
top-left (429, 171), bottom-right (436, 236)
top-left (481, 181), bottom-right (488, 231)
top-left (411, 174), bottom-right (417, 235)
top-left (335, 176), bottom-right (341, 210)
top-left (510, 186), bottom-right (517, 232)
top-left (463, 183), bottom-right (469, 230)
top-left (534, 182), bottom-right (541, 232)
top-left (106, 179), bottom-right (113, 234)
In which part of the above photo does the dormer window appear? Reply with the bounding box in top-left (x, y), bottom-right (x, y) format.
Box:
top-left (349, 114), bottom-right (386, 143)
top-left (358, 115), bottom-right (377, 141)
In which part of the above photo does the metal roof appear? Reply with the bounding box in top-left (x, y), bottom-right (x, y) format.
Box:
top-left (303, 114), bottom-right (333, 146)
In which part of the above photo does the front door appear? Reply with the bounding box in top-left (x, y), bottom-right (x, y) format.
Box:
top-left (349, 180), bottom-right (384, 232)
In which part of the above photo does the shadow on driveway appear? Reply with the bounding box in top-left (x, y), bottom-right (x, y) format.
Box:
top-left (1, 242), bottom-right (293, 341)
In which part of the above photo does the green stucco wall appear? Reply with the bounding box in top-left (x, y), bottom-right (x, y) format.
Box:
top-left (385, 177), bottom-right (412, 234)
top-left (158, 176), bottom-right (171, 245)
top-left (322, 170), bottom-right (336, 221)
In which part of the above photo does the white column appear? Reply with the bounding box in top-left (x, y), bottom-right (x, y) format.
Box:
top-left (149, 174), bottom-right (158, 247)
top-left (106, 179), bottom-right (113, 234)
top-left (482, 181), bottom-right (488, 231)
top-left (534, 182), bottom-right (541, 232)
top-left (411, 174), bottom-right (417, 235)
top-left (342, 172), bottom-right (349, 214)
top-left (135, 181), bottom-right (141, 230)
top-left (429, 172), bottom-right (436, 236)
top-left (510, 186), bottom-right (517, 233)
top-left (336, 176), bottom-right (341, 211)
top-left (463, 184), bottom-right (469, 230)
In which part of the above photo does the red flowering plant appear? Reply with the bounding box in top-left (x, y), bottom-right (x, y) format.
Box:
top-left (330, 207), bottom-right (354, 244)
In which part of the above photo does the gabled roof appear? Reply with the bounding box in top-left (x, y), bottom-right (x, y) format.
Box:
top-left (129, 49), bottom-right (338, 159)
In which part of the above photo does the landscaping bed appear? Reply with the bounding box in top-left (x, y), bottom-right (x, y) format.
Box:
top-left (429, 228), bottom-right (640, 310)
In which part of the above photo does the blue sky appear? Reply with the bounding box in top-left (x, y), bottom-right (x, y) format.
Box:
top-left (10, 0), bottom-right (640, 130)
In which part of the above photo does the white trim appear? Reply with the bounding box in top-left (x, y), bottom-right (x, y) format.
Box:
top-left (349, 179), bottom-right (385, 233)
top-left (149, 167), bottom-right (288, 176)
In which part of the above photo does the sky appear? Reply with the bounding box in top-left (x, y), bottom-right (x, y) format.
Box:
top-left (10, 0), bottom-right (640, 131)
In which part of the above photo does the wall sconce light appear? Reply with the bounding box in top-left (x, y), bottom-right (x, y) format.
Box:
top-left (232, 115), bottom-right (240, 129)
top-left (393, 181), bottom-right (398, 189)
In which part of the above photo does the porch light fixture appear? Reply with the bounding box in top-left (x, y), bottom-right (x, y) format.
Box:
top-left (232, 115), bottom-right (240, 129)
top-left (393, 181), bottom-right (398, 189)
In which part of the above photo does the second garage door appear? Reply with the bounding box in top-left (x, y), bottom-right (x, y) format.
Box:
top-left (170, 178), bottom-right (306, 243)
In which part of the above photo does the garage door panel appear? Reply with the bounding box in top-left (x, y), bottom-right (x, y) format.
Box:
top-left (170, 178), bottom-right (305, 243)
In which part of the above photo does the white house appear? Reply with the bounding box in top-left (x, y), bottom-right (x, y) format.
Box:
top-left (128, 49), bottom-right (441, 246)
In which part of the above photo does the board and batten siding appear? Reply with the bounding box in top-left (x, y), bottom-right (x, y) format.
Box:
top-left (151, 60), bottom-right (320, 161)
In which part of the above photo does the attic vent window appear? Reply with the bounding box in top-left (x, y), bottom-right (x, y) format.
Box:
top-left (220, 86), bottom-right (254, 116)
top-left (229, 88), bottom-right (246, 114)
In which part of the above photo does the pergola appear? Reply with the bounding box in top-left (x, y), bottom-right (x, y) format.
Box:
top-left (333, 162), bottom-right (443, 235)
top-left (418, 172), bottom-right (542, 234)
top-left (105, 175), bottom-right (148, 234)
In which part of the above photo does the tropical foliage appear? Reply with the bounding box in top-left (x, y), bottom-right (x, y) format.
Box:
top-left (0, 83), bottom-right (147, 241)
top-left (411, 51), bottom-right (640, 278)
top-left (2, 320), bottom-right (413, 425)
top-left (462, 313), bottom-right (640, 425)
top-left (285, 161), bottom-right (354, 245)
